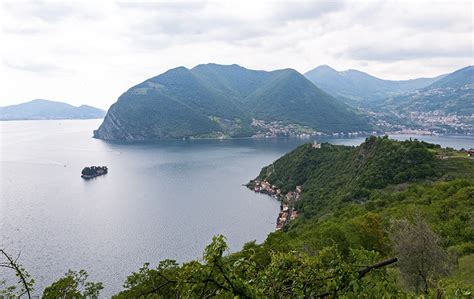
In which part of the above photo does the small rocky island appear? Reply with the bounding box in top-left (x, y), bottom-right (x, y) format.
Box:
top-left (81, 166), bottom-right (108, 179)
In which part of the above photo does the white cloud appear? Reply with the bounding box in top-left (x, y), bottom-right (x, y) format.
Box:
top-left (0, 0), bottom-right (472, 109)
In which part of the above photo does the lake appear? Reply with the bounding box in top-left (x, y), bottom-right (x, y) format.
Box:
top-left (1, 119), bottom-right (473, 297)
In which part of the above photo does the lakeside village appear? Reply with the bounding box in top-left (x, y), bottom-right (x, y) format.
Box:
top-left (250, 119), bottom-right (370, 138)
top-left (248, 142), bottom-right (322, 230)
top-left (250, 179), bottom-right (302, 231)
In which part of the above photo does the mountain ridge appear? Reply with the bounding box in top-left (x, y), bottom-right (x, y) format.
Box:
top-left (94, 63), bottom-right (372, 141)
top-left (304, 65), bottom-right (445, 103)
top-left (0, 99), bottom-right (106, 120)
top-left (373, 65), bottom-right (474, 134)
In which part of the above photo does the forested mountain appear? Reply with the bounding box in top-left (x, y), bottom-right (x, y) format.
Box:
top-left (373, 66), bottom-right (474, 134)
top-left (94, 64), bottom-right (371, 141)
top-left (0, 99), bottom-right (105, 120)
top-left (427, 65), bottom-right (474, 89)
top-left (255, 137), bottom-right (444, 216)
top-left (304, 65), bottom-right (443, 103)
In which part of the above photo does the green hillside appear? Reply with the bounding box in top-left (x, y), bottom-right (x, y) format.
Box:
top-left (255, 137), bottom-right (449, 217)
top-left (95, 66), bottom-right (251, 140)
top-left (94, 64), bottom-right (372, 141)
top-left (192, 63), bottom-right (272, 98)
top-left (245, 69), bottom-right (369, 132)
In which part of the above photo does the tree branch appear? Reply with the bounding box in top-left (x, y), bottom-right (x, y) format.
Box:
top-left (358, 257), bottom-right (398, 279)
top-left (0, 249), bottom-right (32, 299)
top-left (316, 257), bottom-right (398, 298)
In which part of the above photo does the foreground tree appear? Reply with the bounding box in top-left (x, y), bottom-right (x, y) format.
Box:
top-left (114, 235), bottom-right (399, 298)
top-left (390, 217), bottom-right (453, 293)
top-left (42, 269), bottom-right (103, 299)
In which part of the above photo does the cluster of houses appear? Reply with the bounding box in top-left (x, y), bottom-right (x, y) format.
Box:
top-left (467, 149), bottom-right (474, 157)
top-left (250, 119), bottom-right (325, 138)
top-left (252, 179), bottom-right (302, 231)
top-left (437, 148), bottom-right (474, 160)
top-left (253, 180), bottom-right (282, 197)
top-left (276, 203), bottom-right (300, 230)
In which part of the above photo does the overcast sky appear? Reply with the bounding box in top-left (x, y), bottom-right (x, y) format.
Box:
top-left (1, 1), bottom-right (472, 109)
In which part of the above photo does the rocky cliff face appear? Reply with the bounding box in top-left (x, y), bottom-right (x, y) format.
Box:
top-left (93, 109), bottom-right (146, 142)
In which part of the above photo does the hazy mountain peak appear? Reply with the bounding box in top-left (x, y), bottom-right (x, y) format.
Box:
top-left (193, 63), bottom-right (245, 70)
top-left (426, 65), bottom-right (473, 89)
top-left (312, 64), bottom-right (337, 72)
top-left (274, 67), bottom-right (300, 75)
top-left (304, 66), bottom-right (446, 102)
top-left (0, 100), bottom-right (105, 120)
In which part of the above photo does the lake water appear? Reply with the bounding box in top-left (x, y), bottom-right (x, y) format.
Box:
top-left (1, 120), bottom-right (473, 297)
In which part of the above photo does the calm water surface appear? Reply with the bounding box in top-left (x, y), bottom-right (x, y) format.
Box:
top-left (1, 120), bottom-right (473, 297)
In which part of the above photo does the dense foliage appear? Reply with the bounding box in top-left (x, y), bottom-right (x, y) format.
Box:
top-left (113, 235), bottom-right (398, 298)
top-left (42, 270), bottom-right (103, 299)
top-left (94, 63), bottom-right (370, 141)
top-left (257, 136), bottom-right (441, 217)
top-left (243, 68), bottom-right (369, 133)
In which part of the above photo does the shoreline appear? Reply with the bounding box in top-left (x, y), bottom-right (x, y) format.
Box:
top-left (246, 179), bottom-right (302, 231)
top-left (92, 132), bottom-right (474, 144)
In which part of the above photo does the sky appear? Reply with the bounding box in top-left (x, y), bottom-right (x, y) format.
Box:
top-left (1, 0), bottom-right (473, 109)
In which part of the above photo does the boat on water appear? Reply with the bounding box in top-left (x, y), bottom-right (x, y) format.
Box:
top-left (81, 166), bottom-right (108, 179)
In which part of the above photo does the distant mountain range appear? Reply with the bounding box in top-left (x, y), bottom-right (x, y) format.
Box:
top-left (376, 66), bottom-right (473, 114)
top-left (303, 64), bottom-right (473, 134)
top-left (7, 64), bottom-right (469, 137)
top-left (427, 66), bottom-right (474, 89)
top-left (0, 99), bottom-right (106, 120)
top-left (94, 63), bottom-right (371, 141)
top-left (304, 65), bottom-right (445, 103)
top-left (373, 66), bottom-right (474, 134)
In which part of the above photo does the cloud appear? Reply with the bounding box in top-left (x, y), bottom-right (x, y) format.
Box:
top-left (3, 60), bottom-right (67, 74)
top-left (117, 2), bottom-right (208, 12)
top-left (1, 1), bottom-right (103, 23)
top-left (122, 2), bottom-right (273, 46)
top-left (1, 0), bottom-right (472, 108)
top-left (345, 44), bottom-right (473, 62)
top-left (271, 1), bottom-right (347, 22)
